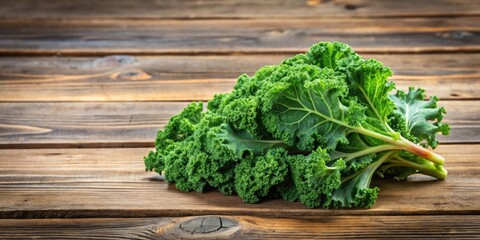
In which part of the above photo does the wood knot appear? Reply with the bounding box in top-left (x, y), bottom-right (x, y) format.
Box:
top-left (158, 216), bottom-right (241, 238)
top-left (180, 216), bottom-right (237, 234)
top-left (111, 69), bottom-right (151, 81)
top-left (92, 55), bottom-right (137, 68)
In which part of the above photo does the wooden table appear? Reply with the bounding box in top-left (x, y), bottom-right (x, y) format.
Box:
top-left (0, 0), bottom-right (479, 238)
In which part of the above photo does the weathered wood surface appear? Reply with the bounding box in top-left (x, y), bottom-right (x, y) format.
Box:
top-left (0, 100), bottom-right (477, 148)
top-left (1, 0), bottom-right (479, 19)
top-left (0, 0), bottom-right (478, 238)
top-left (0, 145), bottom-right (478, 218)
top-left (0, 215), bottom-right (479, 239)
top-left (0, 54), bottom-right (478, 102)
top-left (1, 17), bottom-right (479, 56)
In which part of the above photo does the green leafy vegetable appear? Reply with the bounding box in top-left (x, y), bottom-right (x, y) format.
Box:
top-left (144, 41), bottom-right (449, 208)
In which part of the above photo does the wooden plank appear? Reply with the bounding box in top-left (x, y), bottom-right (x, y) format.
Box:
top-left (0, 100), bottom-right (476, 148)
top-left (0, 54), bottom-right (478, 102)
top-left (0, 0), bottom-right (479, 19)
top-left (0, 102), bottom-right (186, 148)
top-left (0, 145), bottom-right (478, 218)
top-left (0, 18), bottom-right (479, 56)
top-left (0, 215), bottom-right (478, 239)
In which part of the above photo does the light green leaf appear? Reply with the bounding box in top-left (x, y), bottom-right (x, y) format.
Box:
top-left (389, 88), bottom-right (450, 148)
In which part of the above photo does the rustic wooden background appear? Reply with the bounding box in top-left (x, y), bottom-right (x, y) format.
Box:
top-left (0, 0), bottom-right (479, 238)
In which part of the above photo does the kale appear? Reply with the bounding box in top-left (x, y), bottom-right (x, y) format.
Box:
top-left (144, 41), bottom-right (449, 208)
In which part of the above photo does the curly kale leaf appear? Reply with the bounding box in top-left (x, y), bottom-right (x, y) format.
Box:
top-left (276, 148), bottom-right (344, 208)
top-left (259, 65), bottom-right (359, 151)
top-left (144, 102), bottom-right (203, 173)
top-left (234, 148), bottom-right (289, 203)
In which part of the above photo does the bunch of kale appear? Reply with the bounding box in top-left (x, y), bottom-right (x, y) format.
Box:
top-left (145, 41), bottom-right (449, 208)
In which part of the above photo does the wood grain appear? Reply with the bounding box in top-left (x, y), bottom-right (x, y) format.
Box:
top-left (0, 145), bottom-right (478, 218)
top-left (0, 17), bottom-right (479, 56)
top-left (0, 54), bottom-right (479, 102)
top-left (0, 102), bottom-right (187, 148)
top-left (0, 0), bottom-right (478, 19)
top-left (0, 100), bottom-right (477, 148)
top-left (0, 215), bottom-right (478, 239)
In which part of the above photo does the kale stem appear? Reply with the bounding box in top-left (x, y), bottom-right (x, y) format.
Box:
top-left (387, 156), bottom-right (448, 180)
top-left (306, 106), bottom-right (445, 165)
top-left (331, 145), bottom-right (397, 161)
top-left (352, 127), bottom-right (445, 165)
top-left (397, 136), bottom-right (445, 165)
top-left (341, 150), bottom-right (397, 184)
